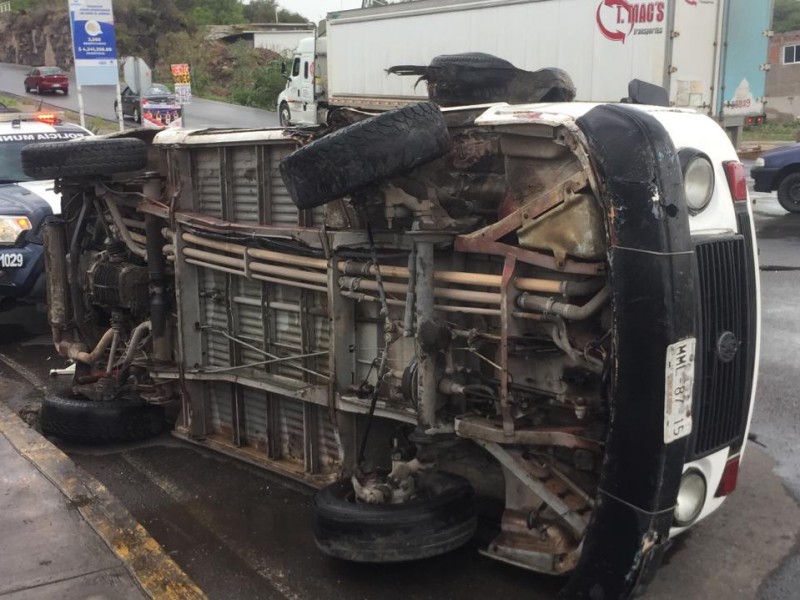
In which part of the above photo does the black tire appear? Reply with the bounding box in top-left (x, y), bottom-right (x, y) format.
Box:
top-left (279, 102), bottom-right (291, 127)
top-left (279, 102), bottom-right (449, 210)
top-left (777, 172), bottom-right (800, 213)
top-left (21, 138), bottom-right (148, 180)
top-left (428, 52), bottom-right (516, 71)
top-left (133, 106), bottom-right (141, 124)
top-left (40, 395), bottom-right (164, 444)
top-left (312, 471), bottom-right (477, 563)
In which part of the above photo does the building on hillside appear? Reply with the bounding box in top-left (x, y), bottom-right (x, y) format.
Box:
top-left (767, 30), bottom-right (800, 122)
top-left (206, 23), bottom-right (315, 56)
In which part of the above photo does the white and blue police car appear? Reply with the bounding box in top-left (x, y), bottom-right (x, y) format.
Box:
top-left (0, 109), bottom-right (91, 310)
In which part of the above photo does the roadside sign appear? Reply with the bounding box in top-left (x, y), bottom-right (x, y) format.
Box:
top-left (123, 57), bottom-right (152, 95)
top-left (67, 0), bottom-right (118, 86)
top-left (141, 104), bottom-right (183, 129)
top-left (171, 64), bottom-right (193, 105)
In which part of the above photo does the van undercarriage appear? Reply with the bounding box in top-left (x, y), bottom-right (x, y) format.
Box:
top-left (23, 101), bottom-right (758, 600)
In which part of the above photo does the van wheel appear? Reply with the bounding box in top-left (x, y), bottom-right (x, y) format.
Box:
top-left (777, 173), bottom-right (800, 213)
top-left (279, 102), bottom-right (291, 127)
top-left (312, 471), bottom-right (477, 562)
top-left (40, 395), bottom-right (164, 444)
top-left (21, 138), bottom-right (148, 180)
top-left (279, 102), bottom-right (449, 210)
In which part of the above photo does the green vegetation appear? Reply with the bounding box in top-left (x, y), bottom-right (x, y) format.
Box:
top-left (743, 122), bottom-right (798, 142)
top-left (774, 0), bottom-right (800, 33)
top-left (7, 0), bottom-right (305, 111)
top-left (0, 95), bottom-right (19, 108)
top-left (154, 35), bottom-right (288, 110)
top-left (85, 115), bottom-right (110, 134)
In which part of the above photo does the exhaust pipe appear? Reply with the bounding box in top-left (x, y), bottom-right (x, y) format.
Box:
top-left (42, 218), bottom-right (70, 331)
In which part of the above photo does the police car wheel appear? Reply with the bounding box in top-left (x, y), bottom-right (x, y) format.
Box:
top-left (21, 138), bottom-right (148, 180)
top-left (279, 102), bottom-right (449, 210)
top-left (40, 395), bottom-right (164, 444)
top-left (133, 106), bottom-right (141, 123)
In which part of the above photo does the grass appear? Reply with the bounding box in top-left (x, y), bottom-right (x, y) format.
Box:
top-left (0, 94), bottom-right (20, 108)
top-left (742, 122), bottom-right (798, 143)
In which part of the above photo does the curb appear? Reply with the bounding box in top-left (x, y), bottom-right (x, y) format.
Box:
top-left (0, 402), bottom-right (206, 600)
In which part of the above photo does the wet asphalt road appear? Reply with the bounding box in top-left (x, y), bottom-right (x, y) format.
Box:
top-left (1, 189), bottom-right (799, 599)
top-left (0, 62), bottom-right (279, 129)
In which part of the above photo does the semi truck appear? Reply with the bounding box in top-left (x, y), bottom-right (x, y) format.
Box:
top-left (277, 0), bottom-right (773, 144)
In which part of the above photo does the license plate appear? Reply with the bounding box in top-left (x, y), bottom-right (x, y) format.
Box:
top-left (0, 253), bottom-right (23, 268)
top-left (664, 338), bottom-right (696, 444)
top-left (52, 84), bottom-right (61, 88)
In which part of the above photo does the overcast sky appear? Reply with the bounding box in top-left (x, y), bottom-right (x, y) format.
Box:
top-left (276, 0), bottom-right (364, 23)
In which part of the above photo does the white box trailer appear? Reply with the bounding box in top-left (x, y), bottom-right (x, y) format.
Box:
top-left (278, 0), bottom-right (771, 142)
top-left (326, 0), bottom-right (721, 110)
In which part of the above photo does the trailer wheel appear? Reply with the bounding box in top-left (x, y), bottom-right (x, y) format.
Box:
top-left (777, 173), bottom-right (800, 213)
top-left (279, 102), bottom-right (449, 209)
top-left (40, 395), bottom-right (164, 444)
top-left (312, 471), bottom-right (477, 562)
top-left (21, 138), bottom-right (148, 180)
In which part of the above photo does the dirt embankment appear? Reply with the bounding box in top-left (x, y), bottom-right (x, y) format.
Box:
top-left (0, 8), bottom-right (72, 70)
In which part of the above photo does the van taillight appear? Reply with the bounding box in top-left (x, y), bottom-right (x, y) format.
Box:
top-left (715, 457), bottom-right (741, 497)
top-left (723, 161), bottom-right (748, 202)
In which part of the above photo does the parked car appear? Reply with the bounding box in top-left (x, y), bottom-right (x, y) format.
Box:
top-left (24, 67), bottom-right (69, 95)
top-left (114, 83), bottom-right (176, 124)
top-left (751, 144), bottom-right (800, 212)
top-left (0, 111), bottom-right (90, 310)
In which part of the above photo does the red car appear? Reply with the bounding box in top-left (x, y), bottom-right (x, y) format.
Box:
top-left (24, 67), bottom-right (69, 95)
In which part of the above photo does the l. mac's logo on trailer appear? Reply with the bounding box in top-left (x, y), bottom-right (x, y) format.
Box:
top-left (596, 0), bottom-right (666, 44)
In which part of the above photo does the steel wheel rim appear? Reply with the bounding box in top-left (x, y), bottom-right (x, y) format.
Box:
top-left (790, 182), bottom-right (800, 205)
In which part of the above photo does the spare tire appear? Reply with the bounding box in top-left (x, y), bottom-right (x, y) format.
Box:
top-left (40, 395), bottom-right (164, 444)
top-left (21, 138), bottom-right (148, 180)
top-left (312, 471), bottom-right (477, 563)
top-left (428, 52), bottom-right (516, 71)
top-left (279, 102), bottom-right (449, 210)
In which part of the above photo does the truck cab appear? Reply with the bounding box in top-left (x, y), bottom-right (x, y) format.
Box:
top-left (278, 37), bottom-right (327, 127)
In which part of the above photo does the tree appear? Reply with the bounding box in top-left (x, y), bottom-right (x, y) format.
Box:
top-left (243, 0), bottom-right (308, 23)
top-left (774, 0), bottom-right (800, 33)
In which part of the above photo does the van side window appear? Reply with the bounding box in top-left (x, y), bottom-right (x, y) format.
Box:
top-left (292, 57), bottom-right (301, 77)
top-left (304, 61), bottom-right (309, 79)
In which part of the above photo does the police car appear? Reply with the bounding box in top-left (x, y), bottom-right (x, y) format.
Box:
top-left (0, 111), bottom-right (91, 310)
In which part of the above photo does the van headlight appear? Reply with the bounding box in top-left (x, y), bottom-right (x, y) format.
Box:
top-left (679, 149), bottom-right (715, 214)
top-left (0, 216), bottom-right (32, 244)
top-left (674, 470), bottom-right (707, 527)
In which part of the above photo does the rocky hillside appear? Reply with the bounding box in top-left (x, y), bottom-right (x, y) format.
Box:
top-left (0, 0), bottom-right (300, 109)
top-left (0, 7), bottom-right (72, 70)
